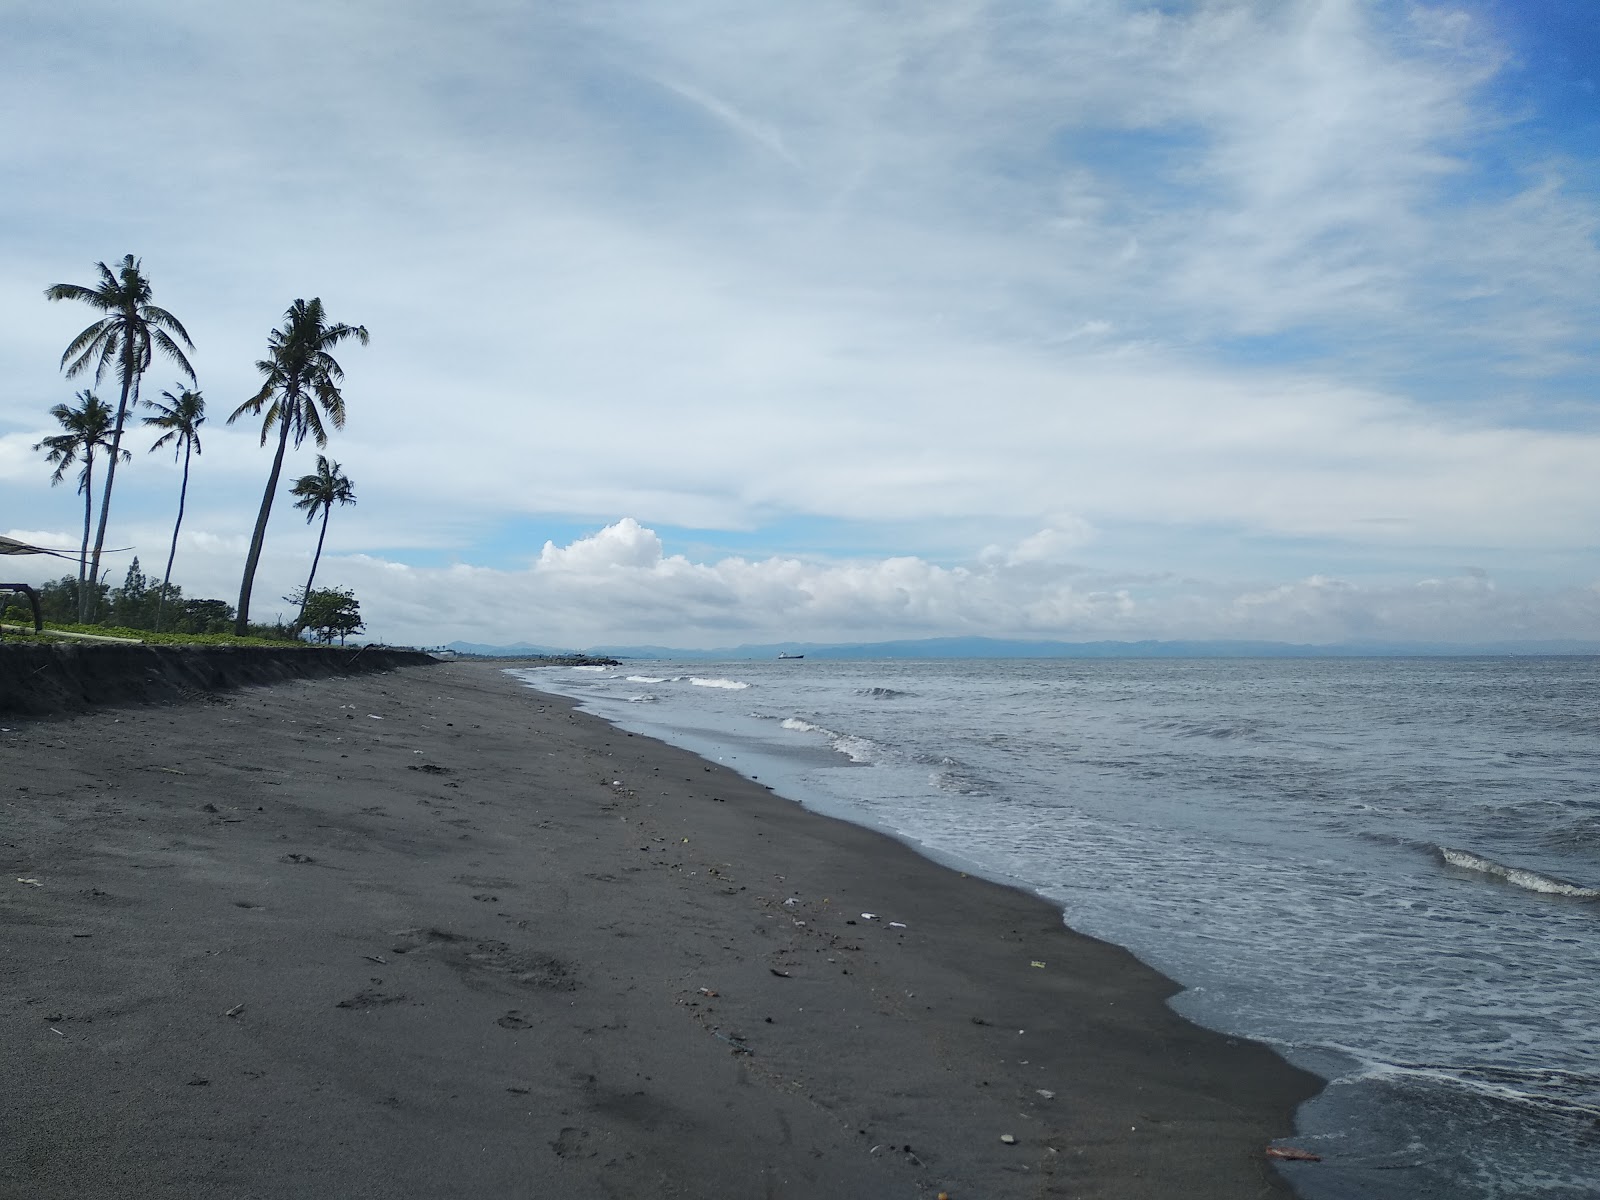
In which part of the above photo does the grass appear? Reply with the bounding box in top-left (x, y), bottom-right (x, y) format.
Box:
top-left (3, 621), bottom-right (318, 648)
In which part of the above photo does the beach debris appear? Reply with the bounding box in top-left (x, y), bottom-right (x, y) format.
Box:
top-left (335, 989), bottom-right (407, 1010)
top-left (698, 987), bottom-right (719, 997)
top-left (861, 912), bottom-right (878, 920)
top-left (160, 767), bottom-right (186, 774)
top-left (186, 1075), bottom-right (210, 1086)
top-left (1030, 960), bottom-right (1046, 968)
top-left (784, 897), bottom-right (800, 906)
top-left (16, 878), bottom-right (41, 887)
top-left (279, 853), bottom-right (315, 865)
top-left (363, 955), bottom-right (387, 965)
top-left (889, 921), bottom-right (907, 929)
top-left (769, 968), bottom-right (791, 978)
top-left (710, 1029), bottom-right (752, 1055)
top-left (1000, 1134), bottom-right (1017, 1145)
top-left (367, 714), bottom-right (383, 719)
top-left (49, 1027), bottom-right (65, 1037)
top-left (225, 1003), bottom-right (245, 1018)
top-left (1036, 1089), bottom-right (1055, 1099)
top-left (1266, 1146), bottom-right (1323, 1163)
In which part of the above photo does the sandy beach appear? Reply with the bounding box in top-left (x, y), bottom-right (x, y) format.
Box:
top-left (2, 660), bottom-right (1321, 1199)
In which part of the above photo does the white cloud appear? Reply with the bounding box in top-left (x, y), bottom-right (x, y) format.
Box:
top-left (14, 518), bottom-right (1594, 649)
top-left (2, 2), bottom-right (1598, 647)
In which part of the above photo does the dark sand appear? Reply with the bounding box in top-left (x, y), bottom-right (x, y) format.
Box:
top-left (2, 662), bottom-right (1322, 1199)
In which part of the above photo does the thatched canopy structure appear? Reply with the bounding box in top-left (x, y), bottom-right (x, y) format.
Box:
top-left (0, 535), bottom-right (77, 560)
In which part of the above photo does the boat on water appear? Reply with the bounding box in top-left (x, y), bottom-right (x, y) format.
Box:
top-left (777, 652), bottom-right (804, 659)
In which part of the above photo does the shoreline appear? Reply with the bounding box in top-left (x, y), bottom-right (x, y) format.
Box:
top-left (2, 661), bottom-right (1322, 1198)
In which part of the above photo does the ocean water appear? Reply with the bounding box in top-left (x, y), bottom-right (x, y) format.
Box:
top-left (511, 657), bottom-right (1600, 1199)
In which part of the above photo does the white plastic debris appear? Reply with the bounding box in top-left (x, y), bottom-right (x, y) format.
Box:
top-left (889, 921), bottom-right (907, 929)
top-left (861, 913), bottom-right (878, 920)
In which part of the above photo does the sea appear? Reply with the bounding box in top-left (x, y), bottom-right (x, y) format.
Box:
top-left (510, 656), bottom-right (1600, 1199)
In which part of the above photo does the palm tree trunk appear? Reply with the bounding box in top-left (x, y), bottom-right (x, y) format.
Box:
top-left (84, 361), bottom-right (137, 623)
top-left (155, 442), bottom-right (191, 634)
top-left (78, 451), bottom-right (94, 609)
top-left (295, 505), bottom-right (332, 633)
top-left (235, 413), bottom-right (293, 635)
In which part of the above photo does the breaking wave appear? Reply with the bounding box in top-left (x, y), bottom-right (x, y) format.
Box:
top-left (779, 716), bottom-right (878, 763)
top-left (857, 686), bottom-right (913, 699)
top-left (690, 677), bottom-right (749, 690)
top-left (1439, 848), bottom-right (1600, 899)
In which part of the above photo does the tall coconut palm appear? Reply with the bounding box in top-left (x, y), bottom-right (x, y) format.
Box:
top-left (33, 391), bottom-right (126, 601)
top-left (142, 385), bottom-right (206, 632)
top-left (45, 255), bottom-right (195, 620)
top-left (288, 455), bottom-right (356, 632)
top-left (228, 298), bottom-right (367, 635)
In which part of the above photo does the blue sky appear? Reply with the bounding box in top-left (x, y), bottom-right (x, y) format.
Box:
top-left (2, 0), bottom-right (1597, 647)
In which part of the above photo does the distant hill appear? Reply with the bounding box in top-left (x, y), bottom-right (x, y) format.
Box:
top-left (448, 635), bottom-right (1600, 660)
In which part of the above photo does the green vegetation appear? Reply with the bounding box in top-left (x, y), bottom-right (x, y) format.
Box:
top-left (23, 257), bottom-right (372, 647)
top-left (228, 298), bottom-right (368, 636)
top-left (33, 390), bottom-right (123, 594)
top-left (288, 455), bottom-right (356, 632)
top-left (298, 586), bottom-right (364, 645)
top-left (45, 256), bottom-right (196, 622)
top-left (142, 385), bottom-right (206, 632)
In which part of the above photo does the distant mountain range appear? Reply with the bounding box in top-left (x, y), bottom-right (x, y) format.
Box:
top-left (444, 635), bottom-right (1600, 660)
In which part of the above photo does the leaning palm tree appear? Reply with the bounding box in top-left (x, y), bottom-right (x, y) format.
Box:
top-left (142, 385), bottom-right (206, 632)
top-left (34, 391), bottom-right (125, 600)
top-left (288, 455), bottom-right (356, 633)
top-left (228, 298), bottom-right (367, 635)
top-left (45, 255), bottom-right (195, 621)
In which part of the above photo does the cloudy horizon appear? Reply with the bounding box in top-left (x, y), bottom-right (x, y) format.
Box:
top-left (4, 1), bottom-right (1598, 649)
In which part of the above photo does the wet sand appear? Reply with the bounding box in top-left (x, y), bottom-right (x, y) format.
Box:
top-left (1, 661), bottom-right (1322, 1199)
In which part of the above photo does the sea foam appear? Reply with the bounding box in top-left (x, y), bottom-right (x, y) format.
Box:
top-left (1439, 847), bottom-right (1600, 899)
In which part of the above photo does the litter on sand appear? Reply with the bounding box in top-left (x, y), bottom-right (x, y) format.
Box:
top-left (1266, 1146), bottom-right (1323, 1163)
top-left (889, 921), bottom-right (907, 929)
top-left (1000, 1134), bottom-right (1017, 1145)
top-left (861, 912), bottom-right (878, 920)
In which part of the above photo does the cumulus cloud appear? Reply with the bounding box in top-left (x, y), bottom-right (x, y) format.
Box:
top-left (2, 2), bottom-right (1597, 648)
top-left (13, 518), bottom-right (1594, 649)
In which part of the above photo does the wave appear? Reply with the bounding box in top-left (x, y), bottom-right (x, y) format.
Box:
top-left (689, 677), bottom-right (749, 690)
top-left (571, 665), bottom-right (610, 673)
top-left (625, 694), bottom-right (658, 703)
top-left (1438, 847), bottom-right (1600, 899)
top-left (1332, 1051), bottom-right (1600, 1120)
top-left (626, 675), bottom-right (667, 684)
top-left (857, 686), bottom-right (913, 699)
top-left (778, 716), bottom-right (877, 763)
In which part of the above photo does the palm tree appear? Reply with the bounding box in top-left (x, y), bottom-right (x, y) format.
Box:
top-left (288, 455), bottom-right (357, 633)
top-left (228, 298), bottom-right (367, 635)
top-left (45, 255), bottom-right (195, 621)
top-left (142, 386), bottom-right (206, 632)
top-left (33, 391), bottom-right (126, 605)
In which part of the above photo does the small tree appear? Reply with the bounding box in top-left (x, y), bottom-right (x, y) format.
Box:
top-left (300, 586), bottom-right (363, 645)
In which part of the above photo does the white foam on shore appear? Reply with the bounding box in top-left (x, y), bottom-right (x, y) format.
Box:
top-left (690, 677), bottom-right (749, 690)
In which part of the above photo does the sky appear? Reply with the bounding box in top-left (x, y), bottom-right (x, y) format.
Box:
top-left (2, 0), bottom-right (1598, 649)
